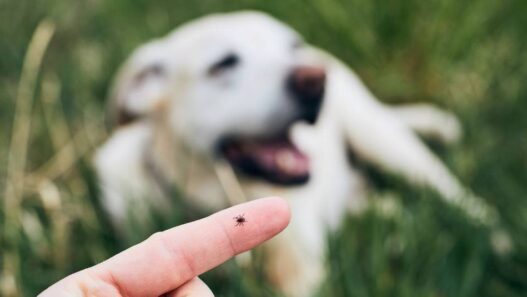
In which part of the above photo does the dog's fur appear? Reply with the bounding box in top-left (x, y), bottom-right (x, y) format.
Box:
top-left (94, 11), bottom-right (497, 296)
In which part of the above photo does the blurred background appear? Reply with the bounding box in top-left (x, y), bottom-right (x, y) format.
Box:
top-left (1, 0), bottom-right (527, 296)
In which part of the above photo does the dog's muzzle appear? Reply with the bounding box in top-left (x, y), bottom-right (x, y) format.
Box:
top-left (218, 65), bottom-right (326, 186)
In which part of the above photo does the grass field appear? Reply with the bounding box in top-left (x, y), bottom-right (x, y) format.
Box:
top-left (1, 0), bottom-right (527, 296)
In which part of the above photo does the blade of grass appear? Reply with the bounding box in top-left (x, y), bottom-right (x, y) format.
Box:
top-left (1, 20), bottom-right (55, 297)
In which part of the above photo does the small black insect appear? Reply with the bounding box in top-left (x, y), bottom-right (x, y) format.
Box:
top-left (234, 214), bottom-right (247, 226)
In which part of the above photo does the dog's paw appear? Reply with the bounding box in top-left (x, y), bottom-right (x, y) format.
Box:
top-left (434, 110), bottom-right (463, 144)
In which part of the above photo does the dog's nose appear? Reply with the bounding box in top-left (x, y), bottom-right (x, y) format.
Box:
top-left (288, 66), bottom-right (326, 105)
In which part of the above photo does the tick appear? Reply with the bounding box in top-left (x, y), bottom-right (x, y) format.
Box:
top-left (234, 214), bottom-right (247, 226)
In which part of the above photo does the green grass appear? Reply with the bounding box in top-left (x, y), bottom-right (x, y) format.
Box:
top-left (1, 0), bottom-right (527, 296)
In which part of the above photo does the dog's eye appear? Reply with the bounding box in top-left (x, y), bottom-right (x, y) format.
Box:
top-left (208, 53), bottom-right (239, 75)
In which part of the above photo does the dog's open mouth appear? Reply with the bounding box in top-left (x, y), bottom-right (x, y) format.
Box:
top-left (219, 136), bottom-right (309, 185)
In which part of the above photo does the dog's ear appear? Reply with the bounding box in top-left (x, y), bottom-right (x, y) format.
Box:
top-left (109, 41), bottom-right (169, 126)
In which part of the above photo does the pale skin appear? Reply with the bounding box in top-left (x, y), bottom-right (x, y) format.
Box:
top-left (39, 197), bottom-right (291, 297)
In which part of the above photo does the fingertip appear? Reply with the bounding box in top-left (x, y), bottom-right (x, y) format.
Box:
top-left (262, 196), bottom-right (291, 230)
top-left (213, 196), bottom-right (291, 254)
top-left (247, 196), bottom-right (291, 241)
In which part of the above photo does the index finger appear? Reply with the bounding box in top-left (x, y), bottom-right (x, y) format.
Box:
top-left (96, 197), bottom-right (289, 296)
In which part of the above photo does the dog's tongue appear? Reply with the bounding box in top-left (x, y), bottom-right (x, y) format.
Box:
top-left (246, 140), bottom-right (309, 176)
top-left (222, 138), bottom-right (310, 183)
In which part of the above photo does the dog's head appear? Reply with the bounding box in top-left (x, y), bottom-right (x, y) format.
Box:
top-left (111, 11), bottom-right (326, 185)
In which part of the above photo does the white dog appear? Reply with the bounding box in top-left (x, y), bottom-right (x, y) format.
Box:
top-left (94, 11), bottom-right (498, 296)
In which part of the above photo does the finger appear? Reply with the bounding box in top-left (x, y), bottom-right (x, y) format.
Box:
top-left (78, 197), bottom-right (289, 297)
top-left (165, 277), bottom-right (214, 297)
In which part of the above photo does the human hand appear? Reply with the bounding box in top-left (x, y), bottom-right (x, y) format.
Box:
top-left (39, 197), bottom-right (290, 297)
